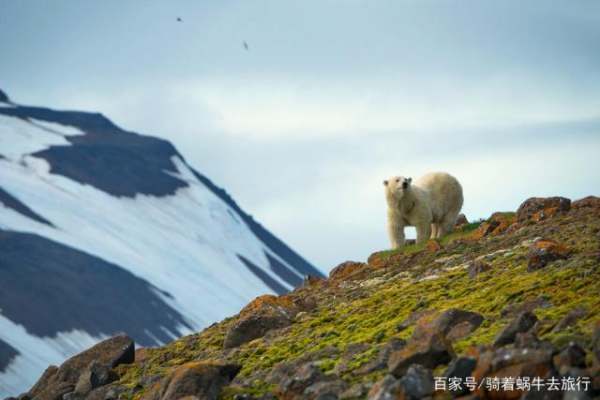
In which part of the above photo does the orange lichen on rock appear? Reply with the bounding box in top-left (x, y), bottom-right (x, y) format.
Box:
top-left (527, 238), bottom-right (572, 271)
top-left (328, 261), bottom-right (368, 281)
top-left (426, 240), bottom-right (442, 252)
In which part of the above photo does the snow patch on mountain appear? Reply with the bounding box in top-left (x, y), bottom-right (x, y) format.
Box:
top-left (0, 97), bottom-right (320, 397)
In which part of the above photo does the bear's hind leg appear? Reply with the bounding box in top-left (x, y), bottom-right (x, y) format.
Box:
top-left (430, 224), bottom-right (438, 239)
top-left (438, 213), bottom-right (458, 238)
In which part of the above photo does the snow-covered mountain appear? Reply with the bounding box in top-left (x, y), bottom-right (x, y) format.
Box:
top-left (0, 89), bottom-right (322, 397)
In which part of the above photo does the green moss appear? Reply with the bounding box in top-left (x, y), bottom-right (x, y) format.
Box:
top-left (116, 211), bottom-right (600, 399)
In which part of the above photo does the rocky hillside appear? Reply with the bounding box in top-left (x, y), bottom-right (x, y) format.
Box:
top-left (10, 196), bottom-right (600, 400)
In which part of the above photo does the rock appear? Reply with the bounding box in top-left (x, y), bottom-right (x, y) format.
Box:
top-left (444, 356), bottom-right (477, 380)
top-left (224, 312), bottom-right (291, 349)
top-left (28, 366), bottom-right (59, 398)
top-left (83, 386), bottom-right (122, 400)
top-left (56, 334), bottom-right (134, 384)
top-left (560, 367), bottom-right (596, 400)
top-left (266, 347), bottom-right (339, 386)
top-left (354, 338), bottom-right (406, 375)
top-left (426, 240), bottom-right (442, 252)
top-left (413, 308), bottom-right (484, 342)
top-left (444, 357), bottom-right (477, 397)
top-left (277, 362), bottom-right (326, 399)
top-left (472, 219), bottom-right (500, 239)
top-left (467, 260), bottom-right (491, 279)
top-left (329, 261), bottom-right (367, 281)
top-left (388, 333), bottom-right (454, 377)
top-left (135, 348), bottom-right (150, 365)
top-left (553, 342), bottom-right (587, 373)
top-left (493, 312), bottom-right (538, 347)
top-left (472, 347), bottom-right (556, 399)
top-left (516, 197), bottom-right (571, 223)
top-left (340, 383), bottom-right (369, 399)
top-left (527, 239), bottom-right (571, 271)
top-left (455, 214), bottom-right (468, 227)
top-left (224, 294), bottom-right (313, 348)
top-left (31, 382), bottom-right (74, 400)
top-left (304, 379), bottom-right (348, 399)
top-left (571, 195), bottom-right (600, 209)
top-left (25, 335), bottom-right (134, 400)
top-left (513, 331), bottom-right (554, 351)
top-left (500, 297), bottom-right (552, 318)
top-left (73, 361), bottom-right (116, 395)
top-left (302, 275), bottom-right (324, 288)
top-left (471, 212), bottom-right (515, 239)
top-left (143, 361), bottom-right (241, 400)
top-left (551, 307), bottom-right (587, 332)
top-left (367, 375), bottom-right (404, 400)
top-left (398, 364), bottom-right (434, 399)
top-left (396, 310), bottom-right (434, 333)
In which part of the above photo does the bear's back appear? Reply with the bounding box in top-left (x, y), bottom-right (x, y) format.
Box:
top-left (415, 172), bottom-right (463, 216)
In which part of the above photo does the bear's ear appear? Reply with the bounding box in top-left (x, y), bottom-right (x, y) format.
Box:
top-left (383, 180), bottom-right (388, 186)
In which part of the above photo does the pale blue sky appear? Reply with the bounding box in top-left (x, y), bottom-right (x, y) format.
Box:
top-left (1, 1), bottom-right (600, 270)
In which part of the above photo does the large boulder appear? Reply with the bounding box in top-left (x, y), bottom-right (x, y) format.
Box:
top-left (472, 212), bottom-right (516, 239)
top-left (303, 379), bottom-right (348, 400)
top-left (368, 365), bottom-right (434, 400)
top-left (73, 361), bottom-right (116, 396)
top-left (553, 342), bottom-right (587, 374)
top-left (398, 364), bottom-right (434, 399)
top-left (572, 195), bottom-right (600, 209)
top-left (276, 362), bottom-right (329, 400)
top-left (412, 308), bottom-right (484, 342)
top-left (27, 366), bottom-right (59, 398)
top-left (468, 260), bottom-right (491, 279)
top-left (444, 357), bottom-right (477, 396)
top-left (472, 347), bottom-right (557, 400)
top-left (143, 361), bottom-right (241, 400)
top-left (516, 197), bottom-right (571, 223)
top-left (455, 214), bottom-right (469, 227)
top-left (27, 335), bottom-right (134, 400)
top-left (328, 261), bottom-right (368, 281)
top-left (388, 333), bottom-right (454, 377)
top-left (367, 374), bottom-right (404, 400)
top-left (494, 312), bottom-right (538, 347)
top-left (223, 294), bottom-right (314, 349)
top-left (527, 239), bottom-right (571, 271)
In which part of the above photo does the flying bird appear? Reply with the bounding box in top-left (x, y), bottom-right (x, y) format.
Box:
top-left (177, 17), bottom-right (182, 22)
top-left (243, 41), bottom-right (249, 51)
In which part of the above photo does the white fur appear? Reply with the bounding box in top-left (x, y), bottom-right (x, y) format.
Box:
top-left (384, 172), bottom-right (463, 249)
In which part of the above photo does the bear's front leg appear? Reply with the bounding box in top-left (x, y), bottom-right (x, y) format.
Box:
top-left (415, 223), bottom-right (432, 245)
top-left (387, 215), bottom-right (405, 249)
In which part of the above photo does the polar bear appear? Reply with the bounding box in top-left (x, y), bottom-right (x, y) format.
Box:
top-left (384, 172), bottom-right (463, 249)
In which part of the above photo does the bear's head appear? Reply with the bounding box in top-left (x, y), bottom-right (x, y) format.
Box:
top-left (383, 176), bottom-right (412, 202)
